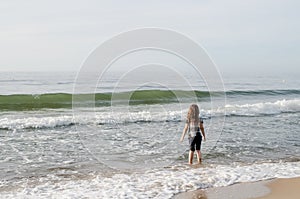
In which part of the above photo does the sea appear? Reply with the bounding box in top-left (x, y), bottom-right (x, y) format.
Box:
top-left (0, 70), bottom-right (299, 198)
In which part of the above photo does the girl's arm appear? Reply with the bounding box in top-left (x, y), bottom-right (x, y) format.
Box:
top-left (200, 122), bottom-right (206, 141)
top-left (180, 123), bottom-right (188, 142)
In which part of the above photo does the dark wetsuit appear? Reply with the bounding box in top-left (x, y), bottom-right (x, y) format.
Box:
top-left (188, 119), bottom-right (203, 151)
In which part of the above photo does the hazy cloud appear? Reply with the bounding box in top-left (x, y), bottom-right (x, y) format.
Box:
top-left (0, 0), bottom-right (299, 75)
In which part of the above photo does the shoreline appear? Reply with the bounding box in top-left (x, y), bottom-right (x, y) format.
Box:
top-left (174, 177), bottom-right (300, 199)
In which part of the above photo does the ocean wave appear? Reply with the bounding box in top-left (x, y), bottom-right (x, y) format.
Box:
top-left (0, 99), bottom-right (299, 130)
top-left (224, 99), bottom-right (300, 116)
top-left (0, 89), bottom-right (299, 111)
top-left (226, 89), bottom-right (300, 96)
top-left (0, 91), bottom-right (202, 111)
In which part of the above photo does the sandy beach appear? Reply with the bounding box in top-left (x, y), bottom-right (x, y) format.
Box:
top-left (174, 177), bottom-right (300, 199)
top-left (256, 177), bottom-right (300, 199)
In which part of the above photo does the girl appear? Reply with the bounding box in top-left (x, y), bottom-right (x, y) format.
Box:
top-left (180, 104), bottom-right (206, 164)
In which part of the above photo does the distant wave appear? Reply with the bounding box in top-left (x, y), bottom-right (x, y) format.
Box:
top-left (0, 90), bottom-right (208, 111)
top-left (0, 93), bottom-right (74, 111)
top-left (0, 89), bottom-right (299, 111)
top-left (226, 89), bottom-right (300, 96)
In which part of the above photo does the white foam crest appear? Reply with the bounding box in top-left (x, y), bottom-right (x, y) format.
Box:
top-left (2, 161), bottom-right (300, 198)
top-left (0, 116), bottom-right (75, 130)
top-left (95, 110), bottom-right (183, 123)
top-left (209, 98), bottom-right (300, 117)
top-left (97, 99), bottom-right (300, 119)
top-left (0, 110), bottom-right (182, 130)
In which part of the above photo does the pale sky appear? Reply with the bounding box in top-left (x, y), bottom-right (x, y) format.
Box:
top-left (0, 0), bottom-right (299, 75)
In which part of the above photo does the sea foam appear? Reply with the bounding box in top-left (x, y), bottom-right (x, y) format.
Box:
top-left (224, 99), bottom-right (300, 116)
top-left (1, 161), bottom-right (300, 198)
top-left (0, 99), bottom-right (299, 130)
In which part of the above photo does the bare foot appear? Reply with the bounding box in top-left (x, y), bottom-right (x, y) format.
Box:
top-left (198, 158), bottom-right (202, 164)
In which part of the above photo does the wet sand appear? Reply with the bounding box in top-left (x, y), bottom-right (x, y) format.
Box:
top-left (256, 177), bottom-right (300, 199)
top-left (174, 177), bottom-right (300, 199)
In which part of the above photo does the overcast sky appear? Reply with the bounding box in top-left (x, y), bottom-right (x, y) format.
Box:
top-left (0, 0), bottom-right (299, 75)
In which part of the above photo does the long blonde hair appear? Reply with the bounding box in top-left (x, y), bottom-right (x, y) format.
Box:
top-left (187, 104), bottom-right (200, 124)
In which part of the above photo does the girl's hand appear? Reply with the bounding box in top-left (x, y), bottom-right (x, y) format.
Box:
top-left (203, 137), bottom-right (206, 142)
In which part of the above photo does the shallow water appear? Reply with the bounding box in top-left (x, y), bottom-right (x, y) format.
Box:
top-left (0, 71), bottom-right (299, 198)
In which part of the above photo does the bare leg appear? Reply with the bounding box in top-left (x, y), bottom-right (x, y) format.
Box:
top-left (196, 150), bottom-right (202, 164)
top-left (189, 150), bottom-right (194, 164)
